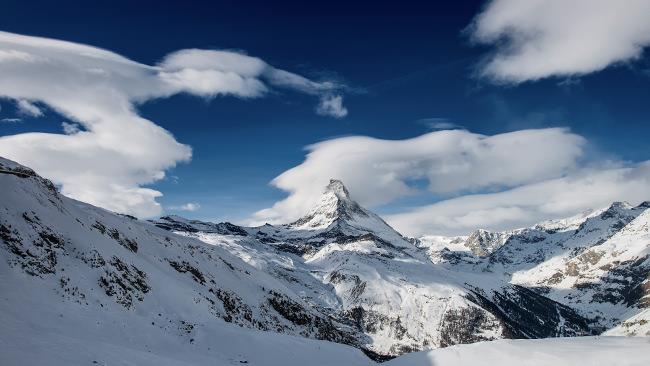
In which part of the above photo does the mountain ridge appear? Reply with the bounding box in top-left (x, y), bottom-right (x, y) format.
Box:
top-left (1, 156), bottom-right (648, 364)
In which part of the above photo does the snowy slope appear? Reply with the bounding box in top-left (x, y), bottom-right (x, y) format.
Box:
top-left (384, 337), bottom-right (650, 366)
top-left (0, 157), bottom-right (372, 365)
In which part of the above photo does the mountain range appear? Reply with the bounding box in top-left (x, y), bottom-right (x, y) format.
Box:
top-left (1, 157), bottom-right (649, 365)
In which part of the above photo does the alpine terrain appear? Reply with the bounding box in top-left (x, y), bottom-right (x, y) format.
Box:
top-left (1, 157), bottom-right (649, 365)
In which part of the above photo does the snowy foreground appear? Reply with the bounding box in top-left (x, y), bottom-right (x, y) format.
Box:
top-left (0, 298), bottom-right (371, 366)
top-left (1, 311), bottom-right (648, 366)
top-left (385, 337), bottom-right (650, 366)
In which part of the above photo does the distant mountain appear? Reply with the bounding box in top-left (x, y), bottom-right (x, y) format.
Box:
top-left (419, 201), bottom-right (650, 337)
top-left (236, 179), bottom-right (418, 258)
top-left (1, 156), bottom-right (648, 365)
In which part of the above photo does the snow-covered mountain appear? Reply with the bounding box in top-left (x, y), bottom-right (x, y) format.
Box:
top-left (154, 180), bottom-right (595, 356)
top-left (421, 201), bottom-right (650, 337)
top-left (245, 179), bottom-right (419, 258)
top-left (0, 157), bottom-right (372, 365)
top-left (1, 157), bottom-right (648, 365)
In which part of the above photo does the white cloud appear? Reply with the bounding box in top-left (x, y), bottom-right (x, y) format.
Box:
top-left (0, 30), bottom-right (347, 217)
top-left (16, 99), bottom-right (43, 117)
top-left (253, 127), bottom-right (650, 236)
top-left (387, 163), bottom-right (650, 236)
top-left (61, 121), bottom-right (81, 135)
top-left (418, 118), bottom-right (464, 130)
top-left (169, 202), bottom-right (201, 212)
top-left (0, 49), bottom-right (34, 62)
top-left (469, 0), bottom-right (650, 83)
top-left (1, 118), bottom-right (21, 123)
top-left (316, 95), bottom-right (348, 118)
top-left (251, 128), bottom-right (585, 225)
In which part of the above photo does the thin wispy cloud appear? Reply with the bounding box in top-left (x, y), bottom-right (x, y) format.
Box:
top-left (168, 202), bottom-right (201, 212)
top-left (417, 118), bottom-right (464, 131)
top-left (469, 0), bottom-right (650, 83)
top-left (316, 95), bottom-right (348, 118)
top-left (0, 30), bottom-right (348, 217)
top-left (16, 99), bottom-right (43, 117)
top-left (1, 117), bottom-right (21, 123)
top-left (61, 121), bottom-right (81, 135)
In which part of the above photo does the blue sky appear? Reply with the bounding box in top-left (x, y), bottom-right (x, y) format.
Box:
top-left (1, 0), bottom-right (650, 235)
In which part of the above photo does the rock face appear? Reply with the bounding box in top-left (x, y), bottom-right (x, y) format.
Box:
top-left (1, 156), bottom-right (647, 363)
top-left (463, 229), bottom-right (512, 257)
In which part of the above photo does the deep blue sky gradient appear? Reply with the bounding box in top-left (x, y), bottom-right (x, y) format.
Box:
top-left (1, 0), bottom-right (649, 222)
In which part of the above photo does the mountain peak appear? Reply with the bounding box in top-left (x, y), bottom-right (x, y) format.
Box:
top-left (324, 179), bottom-right (350, 199)
top-left (282, 178), bottom-right (414, 253)
top-left (289, 179), bottom-right (358, 229)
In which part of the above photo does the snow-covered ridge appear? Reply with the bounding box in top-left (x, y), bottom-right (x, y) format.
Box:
top-left (422, 200), bottom-right (650, 335)
top-left (0, 157), bottom-right (373, 364)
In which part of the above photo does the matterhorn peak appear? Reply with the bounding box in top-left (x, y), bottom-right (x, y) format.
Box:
top-left (289, 179), bottom-right (359, 229)
top-left (324, 179), bottom-right (350, 199)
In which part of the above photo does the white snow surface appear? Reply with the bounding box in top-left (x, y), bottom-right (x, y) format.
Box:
top-left (385, 337), bottom-right (650, 366)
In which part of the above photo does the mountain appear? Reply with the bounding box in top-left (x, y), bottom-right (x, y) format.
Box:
top-left (421, 201), bottom-right (650, 337)
top-left (243, 179), bottom-right (418, 258)
top-left (1, 156), bottom-right (648, 365)
top-left (155, 180), bottom-right (594, 357)
top-left (0, 157), bottom-right (372, 365)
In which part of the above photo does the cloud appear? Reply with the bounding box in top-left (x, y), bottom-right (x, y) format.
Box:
top-left (169, 202), bottom-right (201, 212)
top-left (0, 30), bottom-right (347, 217)
top-left (417, 118), bottom-right (464, 130)
top-left (253, 127), bottom-right (650, 236)
top-left (61, 121), bottom-right (81, 135)
top-left (387, 163), bottom-right (650, 236)
top-left (251, 128), bottom-right (585, 225)
top-left (316, 95), bottom-right (348, 118)
top-left (469, 0), bottom-right (650, 83)
top-left (16, 99), bottom-right (43, 117)
top-left (1, 118), bottom-right (21, 123)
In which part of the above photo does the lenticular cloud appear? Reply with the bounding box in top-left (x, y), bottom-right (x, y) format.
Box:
top-left (0, 31), bottom-right (346, 217)
top-left (252, 128), bottom-right (586, 226)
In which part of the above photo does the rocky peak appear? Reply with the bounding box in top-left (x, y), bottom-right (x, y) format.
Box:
top-left (464, 229), bottom-right (511, 257)
top-left (325, 179), bottom-right (350, 200)
top-left (289, 179), bottom-right (366, 230)
top-left (598, 201), bottom-right (634, 222)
